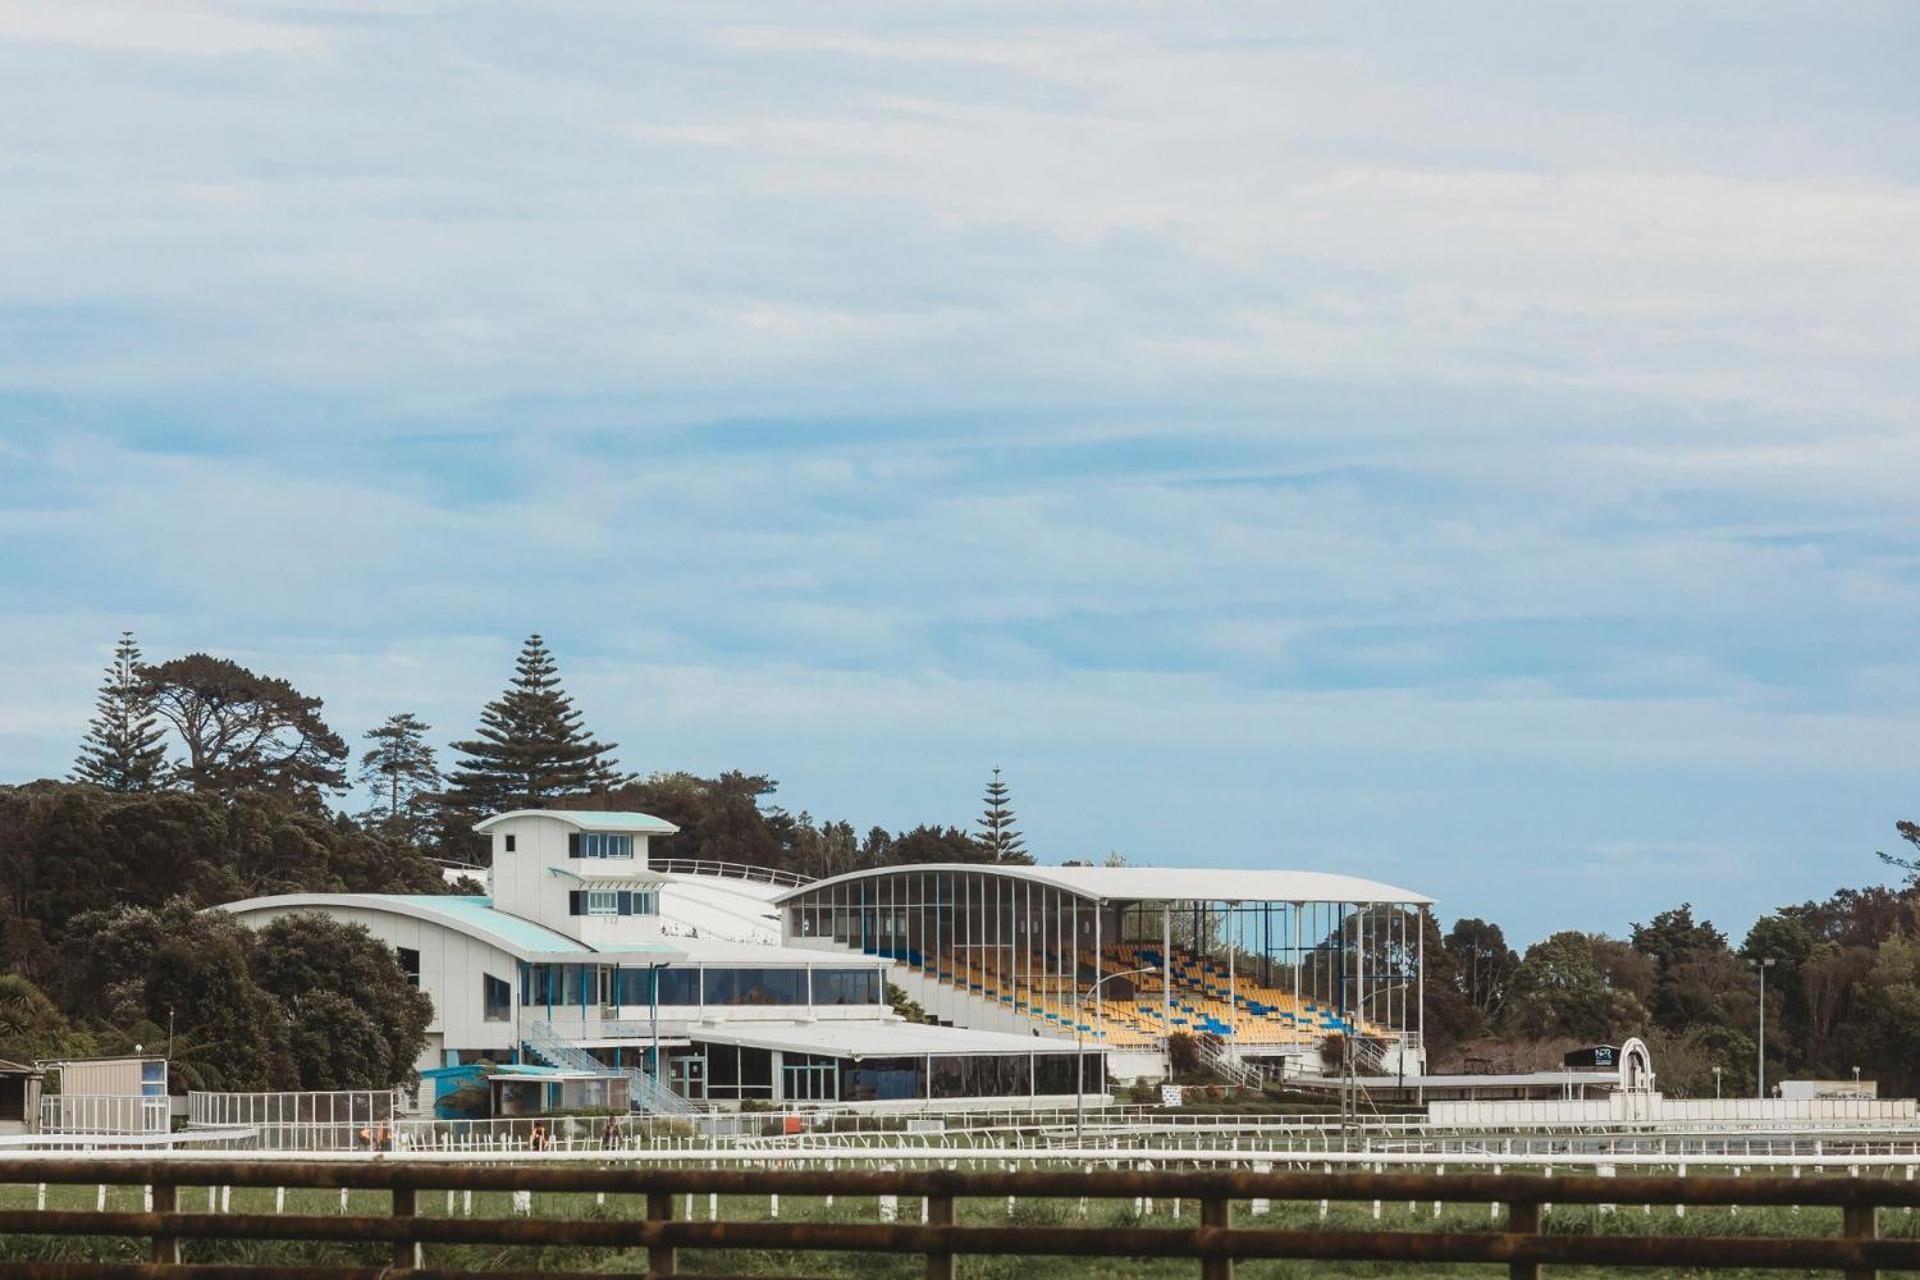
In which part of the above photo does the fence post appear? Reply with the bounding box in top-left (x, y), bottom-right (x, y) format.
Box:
top-left (392, 1184), bottom-right (418, 1271)
top-left (1843, 1200), bottom-right (1878, 1280)
top-left (1200, 1195), bottom-right (1232, 1280)
top-left (925, 1192), bottom-right (955, 1280)
top-left (647, 1190), bottom-right (675, 1279)
top-left (1506, 1199), bottom-right (1541, 1280)
top-left (150, 1183), bottom-right (179, 1264)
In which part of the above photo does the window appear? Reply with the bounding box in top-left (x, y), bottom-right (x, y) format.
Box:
top-left (503, 835), bottom-right (516, 853)
top-left (812, 969), bottom-right (882, 1006)
top-left (569, 832), bottom-right (634, 859)
top-left (482, 974), bottom-right (511, 1022)
top-left (657, 968), bottom-right (700, 1005)
top-left (703, 968), bottom-right (806, 1006)
top-left (570, 888), bottom-right (659, 916)
top-left (396, 947), bottom-right (421, 987)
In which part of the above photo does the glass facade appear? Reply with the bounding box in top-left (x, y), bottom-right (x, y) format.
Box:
top-left (566, 888), bottom-right (658, 916)
top-left (703, 968), bottom-right (807, 1006)
top-left (811, 969), bottom-right (883, 1006)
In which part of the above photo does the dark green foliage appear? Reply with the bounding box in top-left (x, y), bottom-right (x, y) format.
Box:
top-left (442, 635), bottom-right (624, 815)
top-left (71, 632), bottom-right (170, 792)
top-left (1443, 917), bottom-right (1519, 1025)
top-left (0, 782), bottom-right (448, 989)
top-left (251, 913), bottom-right (433, 1089)
top-left (977, 766), bottom-right (1030, 864)
top-left (0, 973), bottom-right (90, 1063)
top-left (357, 712), bottom-right (440, 843)
top-left (141, 654), bottom-right (348, 801)
top-left (61, 900), bottom-right (292, 1091)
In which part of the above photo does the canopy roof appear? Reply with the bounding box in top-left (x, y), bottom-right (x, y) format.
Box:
top-left (473, 809), bottom-right (679, 835)
top-left (777, 864), bottom-right (1432, 907)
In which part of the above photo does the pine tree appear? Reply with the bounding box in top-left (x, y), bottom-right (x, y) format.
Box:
top-left (442, 635), bottom-right (625, 814)
top-left (357, 713), bottom-right (441, 839)
top-left (977, 766), bottom-right (1030, 864)
top-left (72, 631), bottom-right (171, 791)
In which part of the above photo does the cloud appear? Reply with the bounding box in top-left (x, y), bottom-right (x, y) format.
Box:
top-left (0, 0), bottom-right (324, 56)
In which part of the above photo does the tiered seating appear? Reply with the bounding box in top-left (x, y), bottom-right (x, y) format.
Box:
top-left (873, 937), bottom-right (1369, 1049)
top-left (1097, 943), bottom-right (1360, 1044)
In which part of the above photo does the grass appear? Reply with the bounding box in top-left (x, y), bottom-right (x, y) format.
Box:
top-left (1, 1180), bottom-right (1916, 1277)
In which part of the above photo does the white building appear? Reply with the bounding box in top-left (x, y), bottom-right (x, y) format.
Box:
top-left (220, 810), bottom-right (1110, 1112)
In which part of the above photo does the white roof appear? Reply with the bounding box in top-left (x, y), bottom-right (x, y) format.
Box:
top-left (473, 809), bottom-right (679, 835)
top-left (661, 936), bottom-right (887, 967)
top-left (692, 1019), bottom-right (1081, 1059)
top-left (655, 873), bottom-right (783, 946)
top-left (777, 864), bottom-right (1432, 907)
top-left (215, 893), bottom-right (684, 966)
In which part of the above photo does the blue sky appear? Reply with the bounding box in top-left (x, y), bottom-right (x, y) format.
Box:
top-left (2, 2), bottom-right (1918, 943)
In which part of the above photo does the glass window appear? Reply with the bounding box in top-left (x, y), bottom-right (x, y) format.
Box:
top-left (657, 968), bottom-right (700, 1005)
top-left (396, 947), bottom-right (421, 987)
top-left (570, 832), bottom-right (635, 859)
top-left (614, 968), bottom-right (654, 1005)
top-left (1034, 1054), bottom-right (1079, 1096)
top-left (587, 890), bottom-right (618, 916)
top-left (504, 835), bottom-right (516, 853)
top-left (482, 974), bottom-right (511, 1022)
top-left (844, 1056), bottom-right (925, 1102)
top-left (811, 968), bottom-right (882, 1006)
top-left (703, 968), bottom-right (806, 1006)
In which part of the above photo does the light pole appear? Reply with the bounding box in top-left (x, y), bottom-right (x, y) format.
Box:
top-left (1075, 966), bottom-right (1157, 1148)
top-left (1712, 1066), bottom-right (1722, 1100)
top-left (1751, 957), bottom-right (1775, 1099)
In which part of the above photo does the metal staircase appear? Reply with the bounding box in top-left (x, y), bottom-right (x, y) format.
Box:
top-left (524, 1021), bottom-right (700, 1116)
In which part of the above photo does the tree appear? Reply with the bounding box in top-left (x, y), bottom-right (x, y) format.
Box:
top-left (1502, 931), bottom-right (1650, 1043)
top-left (977, 767), bottom-right (1030, 864)
top-left (442, 635), bottom-right (624, 814)
top-left (889, 824), bottom-right (991, 865)
top-left (250, 913), bottom-right (432, 1089)
top-left (0, 974), bottom-right (88, 1063)
top-left (141, 654), bottom-right (348, 801)
top-left (72, 632), bottom-right (171, 792)
top-left (1443, 918), bottom-right (1519, 1024)
top-left (60, 900), bottom-right (292, 1091)
top-left (357, 713), bottom-right (440, 841)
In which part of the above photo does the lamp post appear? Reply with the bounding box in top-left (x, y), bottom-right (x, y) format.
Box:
top-left (1712, 1066), bottom-right (1722, 1099)
top-left (1751, 957), bottom-right (1775, 1099)
top-left (1075, 966), bottom-right (1156, 1148)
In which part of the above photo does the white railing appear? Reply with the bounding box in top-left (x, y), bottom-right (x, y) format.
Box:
top-left (40, 1095), bottom-right (170, 1135)
top-left (187, 1090), bottom-right (406, 1129)
top-left (525, 1021), bottom-right (700, 1116)
top-left (650, 859), bottom-right (813, 887)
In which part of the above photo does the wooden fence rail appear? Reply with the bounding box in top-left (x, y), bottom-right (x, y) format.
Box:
top-left (1, 1157), bottom-right (1918, 1279)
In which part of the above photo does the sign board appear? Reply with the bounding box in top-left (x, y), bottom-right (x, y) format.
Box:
top-left (1160, 1085), bottom-right (1183, 1107)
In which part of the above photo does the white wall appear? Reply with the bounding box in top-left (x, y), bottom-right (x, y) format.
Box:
top-left (1428, 1094), bottom-right (1918, 1127)
top-left (225, 903), bottom-right (521, 1075)
top-left (486, 815), bottom-right (661, 945)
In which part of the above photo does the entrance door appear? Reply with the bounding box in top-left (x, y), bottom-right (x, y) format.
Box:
top-left (670, 1055), bottom-right (707, 1101)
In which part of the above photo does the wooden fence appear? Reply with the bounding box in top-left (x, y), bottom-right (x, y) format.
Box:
top-left (1, 1156), bottom-right (1918, 1279)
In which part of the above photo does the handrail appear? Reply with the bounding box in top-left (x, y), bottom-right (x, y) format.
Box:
top-left (649, 858), bottom-right (814, 887)
top-left (1, 1157), bottom-right (1918, 1280)
top-left (524, 1021), bottom-right (699, 1117)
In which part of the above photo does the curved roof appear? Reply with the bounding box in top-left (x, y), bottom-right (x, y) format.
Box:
top-left (775, 864), bottom-right (1432, 907)
top-left (472, 809), bottom-right (679, 835)
top-left (215, 893), bottom-right (683, 964)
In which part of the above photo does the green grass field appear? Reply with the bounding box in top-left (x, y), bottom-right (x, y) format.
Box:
top-left (0, 1180), bottom-right (1914, 1277)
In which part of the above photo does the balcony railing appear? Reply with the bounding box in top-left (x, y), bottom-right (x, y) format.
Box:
top-left (649, 858), bottom-right (813, 887)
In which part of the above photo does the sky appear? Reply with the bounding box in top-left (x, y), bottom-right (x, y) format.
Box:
top-left (2, 1), bottom-right (1918, 944)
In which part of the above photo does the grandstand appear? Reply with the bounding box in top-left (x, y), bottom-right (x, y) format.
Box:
top-left (778, 865), bottom-right (1431, 1080)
